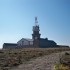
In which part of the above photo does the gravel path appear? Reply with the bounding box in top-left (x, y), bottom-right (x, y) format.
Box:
top-left (10, 51), bottom-right (70, 70)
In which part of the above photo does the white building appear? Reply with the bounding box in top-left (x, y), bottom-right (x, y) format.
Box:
top-left (17, 38), bottom-right (33, 47)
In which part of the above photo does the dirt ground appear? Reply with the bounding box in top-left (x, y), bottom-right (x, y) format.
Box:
top-left (10, 51), bottom-right (70, 70)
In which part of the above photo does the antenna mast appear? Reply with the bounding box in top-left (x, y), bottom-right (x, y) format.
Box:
top-left (35, 17), bottom-right (38, 26)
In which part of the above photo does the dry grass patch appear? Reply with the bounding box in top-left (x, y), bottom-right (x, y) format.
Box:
top-left (0, 48), bottom-right (70, 70)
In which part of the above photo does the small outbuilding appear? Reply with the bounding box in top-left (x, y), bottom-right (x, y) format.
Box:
top-left (3, 43), bottom-right (17, 49)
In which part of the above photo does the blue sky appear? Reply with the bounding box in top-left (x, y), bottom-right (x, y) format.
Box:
top-left (0, 0), bottom-right (70, 48)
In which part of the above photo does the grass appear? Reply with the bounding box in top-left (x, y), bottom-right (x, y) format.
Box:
top-left (54, 64), bottom-right (70, 70)
top-left (0, 47), bottom-right (70, 70)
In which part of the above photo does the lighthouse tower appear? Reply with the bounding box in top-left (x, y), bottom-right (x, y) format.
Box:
top-left (32, 17), bottom-right (41, 47)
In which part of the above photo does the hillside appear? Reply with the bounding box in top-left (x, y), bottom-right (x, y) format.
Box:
top-left (0, 48), bottom-right (70, 70)
top-left (10, 51), bottom-right (70, 70)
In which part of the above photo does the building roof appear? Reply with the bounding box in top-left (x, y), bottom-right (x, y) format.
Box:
top-left (3, 43), bottom-right (17, 46)
top-left (40, 38), bottom-right (57, 45)
top-left (24, 38), bottom-right (33, 41)
top-left (17, 38), bottom-right (33, 43)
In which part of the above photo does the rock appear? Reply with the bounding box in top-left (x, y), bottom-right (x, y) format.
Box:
top-left (60, 52), bottom-right (70, 65)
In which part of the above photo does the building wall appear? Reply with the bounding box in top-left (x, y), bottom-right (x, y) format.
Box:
top-left (3, 43), bottom-right (17, 49)
top-left (17, 38), bottom-right (33, 47)
top-left (17, 40), bottom-right (29, 46)
top-left (30, 41), bottom-right (33, 45)
top-left (39, 39), bottom-right (57, 48)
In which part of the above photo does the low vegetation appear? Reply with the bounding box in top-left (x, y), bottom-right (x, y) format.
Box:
top-left (54, 64), bottom-right (70, 70)
top-left (54, 52), bottom-right (70, 70)
top-left (0, 48), bottom-right (70, 70)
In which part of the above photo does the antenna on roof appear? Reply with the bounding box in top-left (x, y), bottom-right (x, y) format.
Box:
top-left (35, 17), bottom-right (38, 26)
